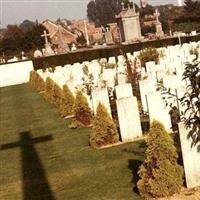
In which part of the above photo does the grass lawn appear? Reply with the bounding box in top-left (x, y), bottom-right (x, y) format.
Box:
top-left (0, 83), bottom-right (145, 200)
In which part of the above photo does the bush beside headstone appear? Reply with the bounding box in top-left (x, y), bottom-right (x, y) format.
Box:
top-left (137, 120), bottom-right (183, 199)
top-left (90, 103), bottom-right (119, 148)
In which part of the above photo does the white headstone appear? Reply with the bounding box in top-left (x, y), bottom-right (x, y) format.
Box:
top-left (147, 91), bottom-right (172, 132)
top-left (91, 87), bottom-right (111, 115)
top-left (115, 83), bottom-right (133, 99)
top-left (116, 96), bottom-right (143, 142)
top-left (178, 122), bottom-right (200, 188)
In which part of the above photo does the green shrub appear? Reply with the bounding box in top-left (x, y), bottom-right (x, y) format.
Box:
top-left (138, 47), bottom-right (159, 68)
top-left (137, 120), bottom-right (183, 199)
top-left (51, 82), bottom-right (62, 108)
top-left (190, 47), bottom-right (199, 58)
top-left (29, 71), bottom-right (45, 92)
top-left (60, 85), bottom-right (75, 117)
top-left (36, 73), bottom-right (45, 92)
top-left (73, 90), bottom-right (92, 127)
top-left (44, 77), bottom-right (54, 103)
top-left (29, 71), bottom-right (37, 89)
top-left (90, 103), bottom-right (119, 148)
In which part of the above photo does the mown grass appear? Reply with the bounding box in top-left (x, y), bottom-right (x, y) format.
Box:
top-left (0, 83), bottom-right (145, 200)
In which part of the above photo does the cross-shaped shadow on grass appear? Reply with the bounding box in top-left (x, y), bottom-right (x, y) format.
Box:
top-left (1, 131), bottom-right (56, 200)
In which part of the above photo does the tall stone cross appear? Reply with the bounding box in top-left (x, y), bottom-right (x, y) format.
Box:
top-left (154, 9), bottom-right (160, 23)
top-left (0, 131), bottom-right (55, 200)
top-left (41, 30), bottom-right (51, 46)
top-left (131, 0), bottom-right (136, 13)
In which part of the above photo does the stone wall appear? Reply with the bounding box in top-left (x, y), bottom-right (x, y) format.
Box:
top-left (32, 34), bottom-right (200, 70)
top-left (0, 60), bottom-right (34, 87)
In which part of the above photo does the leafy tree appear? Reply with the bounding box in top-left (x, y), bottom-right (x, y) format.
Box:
top-left (0, 22), bottom-right (45, 55)
top-left (90, 103), bottom-right (119, 148)
top-left (60, 85), bottom-right (75, 117)
top-left (73, 90), bottom-right (92, 127)
top-left (181, 61), bottom-right (200, 150)
top-left (159, 60), bottom-right (200, 151)
top-left (137, 121), bottom-right (183, 199)
top-left (19, 20), bottom-right (35, 33)
top-left (140, 4), bottom-right (155, 18)
top-left (77, 33), bottom-right (87, 45)
top-left (184, 0), bottom-right (199, 12)
top-left (87, 0), bottom-right (138, 27)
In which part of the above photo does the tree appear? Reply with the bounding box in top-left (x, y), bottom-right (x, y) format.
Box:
top-left (0, 22), bottom-right (45, 55)
top-left (87, 0), bottom-right (138, 27)
top-left (184, 0), bottom-right (199, 12)
top-left (137, 121), bottom-right (183, 199)
top-left (90, 103), bottom-right (119, 148)
top-left (159, 60), bottom-right (200, 151)
top-left (60, 85), bottom-right (75, 117)
top-left (77, 33), bottom-right (87, 45)
top-left (73, 90), bottom-right (92, 127)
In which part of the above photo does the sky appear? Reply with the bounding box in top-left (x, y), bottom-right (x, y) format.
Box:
top-left (0, 0), bottom-right (182, 28)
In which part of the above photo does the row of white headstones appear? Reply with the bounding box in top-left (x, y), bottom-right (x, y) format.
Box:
top-left (36, 41), bottom-right (200, 188)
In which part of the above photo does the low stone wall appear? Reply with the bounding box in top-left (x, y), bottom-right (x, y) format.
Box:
top-left (0, 60), bottom-right (34, 87)
top-left (32, 34), bottom-right (200, 70)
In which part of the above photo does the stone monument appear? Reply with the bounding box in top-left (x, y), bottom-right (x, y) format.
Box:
top-left (104, 27), bottom-right (114, 45)
top-left (52, 25), bottom-right (70, 54)
top-left (140, 0), bottom-right (147, 8)
top-left (116, 0), bottom-right (142, 43)
top-left (154, 9), bottom-right (164, 37)
top-left (41, 30), bottom-right (54, 56)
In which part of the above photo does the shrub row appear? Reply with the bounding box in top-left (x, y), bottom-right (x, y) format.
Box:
top-left (29, 71), bottom-right (119, 148)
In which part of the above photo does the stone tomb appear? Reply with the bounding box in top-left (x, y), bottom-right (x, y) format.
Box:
top-left (116, 96), bottom-right (142, 142)
top-left (178, 123), bottom-right (200, 188)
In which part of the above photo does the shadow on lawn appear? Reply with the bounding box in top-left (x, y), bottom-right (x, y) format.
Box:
top-left (0, 131), bottom-right (55, 200)
top-left (128, 159), bottom-right (143, 194)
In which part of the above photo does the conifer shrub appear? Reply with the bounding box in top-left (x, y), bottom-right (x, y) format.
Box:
top-left (60, 85), bottom-right (75, 118)
top-left (29, 70), bottom-right (37, 89)
top-left (44, 77), bottom-right (54, 103)
top-left (29, 71), bottom-right (45, 92)
top-left (35, 73), bottom-right (45, 92)
top-left (137, 120), bottom-right (183, 200)
top-left (73, 90), bottom-right (92, 127)
top-left (51, 82), bottom-right (62, 108)
top-left (138, 47), bottom-right (159, 68)
top-left (90, 103), bottom-right (119, 148)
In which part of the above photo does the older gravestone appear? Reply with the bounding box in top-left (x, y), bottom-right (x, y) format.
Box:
top-left (154, 9), bottom-right (164, 37)
top-left (178, 123), bottom-right (200, 188)
top-left (116, 96), bottom-right (142, 142)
